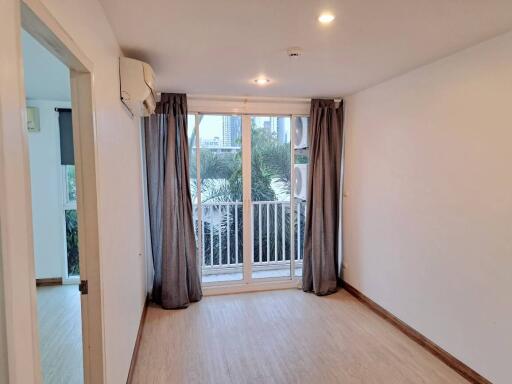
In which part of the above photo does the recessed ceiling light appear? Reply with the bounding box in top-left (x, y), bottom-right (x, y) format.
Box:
top-left (254, 78), bottom-right (270, 86)
top-left (318, 13), bottom-right (335, 24)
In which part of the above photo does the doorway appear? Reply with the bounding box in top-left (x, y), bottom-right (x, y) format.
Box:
top-left (22, 28), bottom-right (83, 383)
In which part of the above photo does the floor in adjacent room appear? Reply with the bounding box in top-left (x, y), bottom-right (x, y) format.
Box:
top-left (37, 285), bottom-right (83, 384)
top-left (131, 289), bottom-right (468, 384)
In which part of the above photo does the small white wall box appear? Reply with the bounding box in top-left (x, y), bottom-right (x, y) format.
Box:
top-left (27, 106), bottom-right (40, 132)
top-left (294, 116), bottom-right (308, 149)
top-left (294, 163), bottom-right (308, 200)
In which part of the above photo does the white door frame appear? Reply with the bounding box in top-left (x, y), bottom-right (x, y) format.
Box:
top-left (0, 0), bottom-right (105, 383)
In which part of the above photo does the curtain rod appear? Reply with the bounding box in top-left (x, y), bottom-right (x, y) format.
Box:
top-left (54, 107), bottom-right (71, 112)
top-left (156, 93), bottom-right (342, 103)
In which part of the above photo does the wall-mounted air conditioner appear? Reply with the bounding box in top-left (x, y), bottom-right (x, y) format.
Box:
top-left (119, 57), bottom-right (156, 117)
top-left (294, 164), bottom-right (308, 201)
top-left (294, 116), bottom-right (308, 149)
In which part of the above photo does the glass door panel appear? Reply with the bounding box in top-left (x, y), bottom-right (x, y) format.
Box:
top-left (194, 115), bottom-right (244, 283)
top-left (190, 113), bottom-right (306, 287)
top-left (250, 116), bottom-right (291, 279)
top-left (62, 164), bottom-right (79, 277)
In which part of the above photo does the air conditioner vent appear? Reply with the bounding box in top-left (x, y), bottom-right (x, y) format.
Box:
top-left (119, 57), bottom-right (156, 117)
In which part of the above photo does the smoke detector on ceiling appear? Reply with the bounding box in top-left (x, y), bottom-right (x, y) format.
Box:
top-left (287, 47), bottom-right (303, 58)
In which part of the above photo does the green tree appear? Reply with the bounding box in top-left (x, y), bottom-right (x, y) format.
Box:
top-left (190, 124), bottom-right (294, 265)
top-left (65, 210), bottom-right (80, 276)
top-left (190, 126), bottom-right (290, 203)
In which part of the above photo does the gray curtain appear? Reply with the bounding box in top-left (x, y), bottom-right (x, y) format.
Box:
top-left (302, 99), bottom-right (344, 296)
top-left (144, 93), bottom-right (202, 309)
top-left (57, 108), bottom-right (74, 165)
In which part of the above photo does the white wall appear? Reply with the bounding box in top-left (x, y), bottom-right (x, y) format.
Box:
top-left (26, 100), bottom-right (70, 279)
top-left (343, 31), bottom-right (512, 384)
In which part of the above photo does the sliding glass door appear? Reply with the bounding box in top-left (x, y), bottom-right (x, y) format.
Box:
top-left (251, 116), bottom-right (291, 279)
top-left (189, 113), bottom-right (307, 288)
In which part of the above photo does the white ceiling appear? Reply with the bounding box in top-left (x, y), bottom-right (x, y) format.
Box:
top-left (100, 0), bottom-right (512, 97)
top-left (22, 30), bottom-right (70, 101)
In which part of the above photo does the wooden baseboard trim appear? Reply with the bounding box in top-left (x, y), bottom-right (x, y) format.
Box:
top-left (126, 295), bottom-right (149, 384)
top-left (36, 277), bottom-right (63, 286)
top-left (342, 281), bottom-right (491, 384)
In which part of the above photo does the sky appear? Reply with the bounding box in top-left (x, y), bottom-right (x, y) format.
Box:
top-left (189, 115), bottom-right (291, 141)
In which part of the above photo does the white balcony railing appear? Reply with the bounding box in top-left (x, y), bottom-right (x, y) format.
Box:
top-left (193, 201), bottom-right (306, 275)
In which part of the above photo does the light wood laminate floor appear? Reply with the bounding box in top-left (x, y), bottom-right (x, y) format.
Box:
top-left (37, 285), bottom-right (83, 384)
top-left (132, 289), bottom-right (468, 384)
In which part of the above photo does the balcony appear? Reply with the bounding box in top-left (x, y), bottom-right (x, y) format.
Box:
top-left (193, 201), bottom-right (306, 283)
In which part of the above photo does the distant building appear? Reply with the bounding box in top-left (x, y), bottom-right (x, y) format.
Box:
top-left (261, 116), bottom-right (289, 143)
top-left (231, 116), bottom-right (289, 144)
top-left (263, 119), bottom-right (272, 134)
top-left (200, 136), bottom-right (221, 147)
top-left (276, 117), bottom-right (288, 144)
top-left (222, 116), bottom-right (242, 147)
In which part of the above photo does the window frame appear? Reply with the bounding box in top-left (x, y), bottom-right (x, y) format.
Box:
top-left (187, 96), bottom-right (310, 294)
top-left (61, 164), bottom-right (79, 281)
